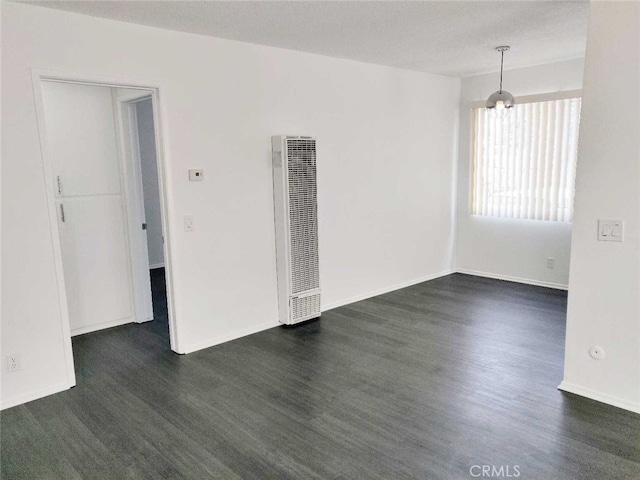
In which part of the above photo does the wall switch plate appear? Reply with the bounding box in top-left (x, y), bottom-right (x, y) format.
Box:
top-left (546, 257), bottom-right (555, 269)
top-left (6, 354), bottom-right (21, 372)
top-left (598, 219), bottom-right (624, 242)
top-left (188, 169), bottom-right (204, 181)
top-left (184, 215), bottom-right (195, 232)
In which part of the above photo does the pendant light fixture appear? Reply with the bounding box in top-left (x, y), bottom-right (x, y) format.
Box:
top-left (486, 46), bottom-right (515, 117)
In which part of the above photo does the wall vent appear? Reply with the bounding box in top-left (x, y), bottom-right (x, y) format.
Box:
top-left (272, 136), bottom-right (321, 325)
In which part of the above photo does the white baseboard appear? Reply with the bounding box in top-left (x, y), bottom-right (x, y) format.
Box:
top-left (7, 269), bottom-right (572, 410)
top-left (181, 320), bottom-right (281, 354)
top-left (321, 269), bottom-right (457, 312)
top-left (71, 317), bottom-right (134, 336)
top-left (558, 381), bottom-right (640, 414)
top-left (0, 381), bottom-right (70, 411)
top-left (182, 270), bottom-right (457, 353)
top-left (456, 269), bottom-right (568, 290)
top-left (149, 263), bottom-right (165, 269)
top-left (184, 270), bottom-right (458, 352)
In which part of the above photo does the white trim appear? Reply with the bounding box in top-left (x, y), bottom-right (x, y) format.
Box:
top-left (469, 89), bottom-right (582, 109)
top-left (0, 382), bottom-right (70, 411)
top-left (71, 317), bottom-right (134, 337)
top-left (456, 269), bottom-right (568, 290)
top-left (181, 320), bottom-right (281, 354)
top-left (150, 263), bottom-right (165, 269)
top-left (31, 71), bottom-right (77, 389)
top-left (150, 84), bottom-right (181, 353)
top-left (172, 270), bottom-right (459, 353)
top-left (558, 381), bottom-right (640, 415)
top-left (321, 269), bottom-right (457, 312)
top-left (32, 69), bottom-right (168, 91)
top-left (117, 92), bottom-right (152, 104)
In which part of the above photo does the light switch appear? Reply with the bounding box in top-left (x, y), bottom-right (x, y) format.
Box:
top-left (598, 219), bottom-right (623, 242)
top-left (188, 169), bottom-right (204, 181)
top-left (611, 224), bottom-right (621, 237)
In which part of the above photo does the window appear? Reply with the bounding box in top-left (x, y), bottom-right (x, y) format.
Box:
top-left (472, 96), bottom-right (581, 222)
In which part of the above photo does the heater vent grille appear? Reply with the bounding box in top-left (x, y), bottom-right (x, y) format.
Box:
top-left (287, 138), bottom-right (319, 294)
top-left (291, 294), bottom-right (321, 321)
top-left (272, 135), bottom-right (321, 325)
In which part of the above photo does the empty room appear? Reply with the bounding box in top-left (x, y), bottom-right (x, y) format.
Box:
top-left (1, 1), bottom-right (638, 479)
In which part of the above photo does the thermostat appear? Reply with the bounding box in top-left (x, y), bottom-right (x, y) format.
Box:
top-left (188, 169), bottom-right (204, 181)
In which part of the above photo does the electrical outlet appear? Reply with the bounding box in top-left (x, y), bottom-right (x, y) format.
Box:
top-left (546, 257), bottom-right (555, 269)
top-left (6, 354), bottom-right (21, 372)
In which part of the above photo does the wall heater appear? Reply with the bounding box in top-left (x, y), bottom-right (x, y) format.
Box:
top-left (272, 136), bottom-right (321, 325)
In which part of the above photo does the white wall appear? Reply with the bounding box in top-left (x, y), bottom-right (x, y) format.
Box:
top-left (136, 98), bottom-right (164, 269)
top-left (1, 2), bottom-right (460, 408)
top-left (559, 2), bottom-right (640, 413)
top-left (455, 59), bottom-right (584, 288)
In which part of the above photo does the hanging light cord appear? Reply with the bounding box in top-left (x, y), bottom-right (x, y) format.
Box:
top-left (499, 50), bottom-right (504, 93)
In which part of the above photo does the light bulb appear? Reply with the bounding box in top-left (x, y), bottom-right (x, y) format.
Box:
top-left (486, 91), bottom-right (515, 118)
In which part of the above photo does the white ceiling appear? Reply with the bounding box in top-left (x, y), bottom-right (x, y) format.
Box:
top-left (22, 1), bottom-right (589, 77)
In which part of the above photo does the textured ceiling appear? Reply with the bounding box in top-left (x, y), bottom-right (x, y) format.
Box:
top-left (21, 1), bottom-right (589, 77)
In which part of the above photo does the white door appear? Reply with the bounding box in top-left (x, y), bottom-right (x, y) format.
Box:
top-left (42, 81), bottom-right (135, 335)
top-left (115, 90), bottom-right (155, 323)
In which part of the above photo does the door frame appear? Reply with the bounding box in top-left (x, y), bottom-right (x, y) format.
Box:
top-left (31, 69), bottom-right (182, 390)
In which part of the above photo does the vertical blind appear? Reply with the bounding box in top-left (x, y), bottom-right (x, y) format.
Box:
top-left (472, 97), bottom-right (581, 222)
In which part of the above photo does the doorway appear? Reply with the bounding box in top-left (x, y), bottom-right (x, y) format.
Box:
top-left (115, 90), bottom-right (170, 343)
top-left (33, 72), bottom-right (180, 387)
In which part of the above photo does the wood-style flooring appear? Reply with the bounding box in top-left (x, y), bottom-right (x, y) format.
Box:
top-left (2, 271), bottom-right (639, 479)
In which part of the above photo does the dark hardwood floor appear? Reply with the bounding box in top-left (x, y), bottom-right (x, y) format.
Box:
top-left (2, 272), bottom-right (639, 479)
